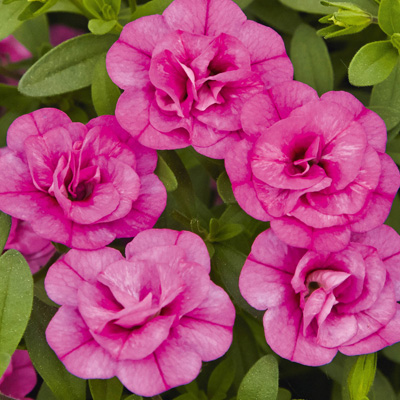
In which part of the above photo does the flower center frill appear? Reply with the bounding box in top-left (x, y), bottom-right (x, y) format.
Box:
top-left (149, 30), bottom-right (263, 131)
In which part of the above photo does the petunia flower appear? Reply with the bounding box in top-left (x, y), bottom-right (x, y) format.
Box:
top-left (226, 87), bottom-right (400, 252)
top-left (106, 0), bottom-right (293, 159)
top-left (0, 350), bottom-right (37, 400)
top-left (0, 110), bottom-right (166, 249)
top-left (239, 226), bottom-right (400, 366)
top-left (45, 229), bottom-right (235, 397)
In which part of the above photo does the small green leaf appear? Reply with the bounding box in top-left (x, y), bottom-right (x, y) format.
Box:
top-left (89, 377), bottom-right (123, 400)
top-left (349, 41), bottom-right (399, 86)
top-left (88, 19), bottom-right (117, 35)
top-left (217, 171), bottom-right (236, 204)
top-left (0, 250), bottom-right (33, 376)
top-left (24, 298), bottom-right (86, 400)
top-left (232, 0), bottom-right (254, 8)
top-left (91, 54), bottom-right (121, 116)
top-left (210, 224), bottom-right (244, 242)
top-left (237, 355), bottom-right (279, 400)
top-left (347, 353), bottom-right (377, 400)
top-left (155, 154), bottom-right (178, 192)
top-left (17, 0), bottom-right (57, 21)
top-left (291, 24), bottom-right (334, 96)
top-left (378, 0), bottom-right (400, 36)
top-left (208, 358), bottom-right (236, 400)
top-left (19, 33), bottom-right (117, 97)
top-left (0, 0), bottom-right (27, 40)
top-left (123, 395), bottom-right (143, 400)
top-left (277, 388), bottom-right (292, 400)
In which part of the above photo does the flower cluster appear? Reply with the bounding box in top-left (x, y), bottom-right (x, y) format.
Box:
top-left (0, 0), bottom-right (400, 396)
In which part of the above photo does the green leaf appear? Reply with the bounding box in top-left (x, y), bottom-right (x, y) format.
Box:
top-left (132, 0), bottom-right (173, 18)
top-left (123, 395), bottom-right (143, 400)
top-left (88, 19), bottom-right (117, 35)
top-left (232, 0), bottom-right (254, 8)
top-left (369, 370), bottom-right (396, 400)
top-left (17, 0), bottom-right (57, 21)
top-left (248, 0), bottom-right (302, 35)
top-left (0, 250), bottom-right (33, 376)
top-left (208, 358), bottom-right (235, 400)
top-left (0, 211), bottom-right (11, 254)
top-left (370, 60), bottom-right (400, 128)
top-left (155, 154), bottom-right (178, 192)
top-left (278, 0), bottom-right (335, 14)
top-left (91, 54), bottom-right (121, 116)
top-left (277, 388), bottom-right (292, 400)
top-left (212, 244), bottom-right (256, 315)
top-left (89, 377), bottom-right (123, 400)
top-left (19, 33), bottom-right (117, 97)
top-left (217, 171), bottom-right (236, 204)
top-left (347, 353), bottom-right (377, 400)
top-left (378, 0), bottom-right (400, 36)
top-left (237, 355), bottom-right (279, 400)
top-left (290, 24), bottom-right (334, 96)
top-left (13, 15), bottom-right (49, 57)
top-left (348, 40), bottom-right (399, 86)
top-left (24, 298), bottom-right (86, 400)
top-left (37, 382), bottom-right (58, 400)
top-left (0, 0), bottom-right (27, 40)
top-left (383, 341), bottom-right (400, 363)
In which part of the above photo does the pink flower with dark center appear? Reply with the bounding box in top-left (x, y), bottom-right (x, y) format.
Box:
top-left (106, 0), bottom-right (293, 159)
top-left (239, 226), bottom-right (400, 366)
top-left (226, 88), bottom-right (400, 252)
top-left (45, 229), bottom-right (235, 397)
top-left (5, 218), bottom-right (55, 273)
top-left (0, 110), bottom-right (166, 249)
top-left (0, 350), bottom-right (37, 400)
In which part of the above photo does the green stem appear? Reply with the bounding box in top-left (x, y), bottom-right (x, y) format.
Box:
top-left (112, 22), bottom-right (124, 34)
top-left (68, 0), bottom-right (95, 19)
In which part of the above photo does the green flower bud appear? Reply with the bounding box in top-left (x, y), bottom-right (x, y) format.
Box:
top-left (318, 2), bottom-right (372, 38)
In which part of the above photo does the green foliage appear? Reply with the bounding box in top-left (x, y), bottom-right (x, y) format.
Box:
top-left (237, 355), bottom-right (279, 400)
top-left (347, 354), bottom-right (377, 400)
top-left (0, 249), bottom-right (33, 376)
top-left (291, 24), bottom-right (334, 96)
top-left (217, 171), bottom-right (236, 204)
top-left (155, 154), bottom-right (179, 192)
top-left (0, 211), bottom-right (11, 254)
top-left (370, 60), bottom-right (400, 129)
top-left (24, 298), bottom-right (86, 400)
top-left (279, 0), bottom-right (335, 14)
top-left (378, 0), bottom-right (400, 36)
top-left (91, 54), bottom-right (121, 116)
top-left (0, 0), bottom-right (26, 40)
top-left (89, 377), bottom-right (123, 400)
top-left (19, 33), bottom-right (117, 97)
top-left (348, 40), bottom-right (399, 86)
top-left (208, 358), bottom-right (236, 400)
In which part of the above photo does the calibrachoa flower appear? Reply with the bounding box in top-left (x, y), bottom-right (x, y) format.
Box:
top-left (5, 218), bottom-right (55, 273)
top-left (239, 227), bottom-right (400, 366)
top-left (0, 110), bottom-right (166, 249)
top-left (0, 350), bottom-right (37, 400)
top-left (45, 229), bottom-right (235, 397)
top-left (106, 0), bottom-right (293, 158)
top-left (0, 36), bottom-right (30, 85)
top-left (226, 88), bottom-right (400, 252)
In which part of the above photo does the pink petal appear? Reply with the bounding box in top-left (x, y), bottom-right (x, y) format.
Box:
top-left (46, 306), bottom-right (118, 379)
top-left (238, 20), bottom-right (293, 87)
top-left (106, 15), bottom-right (171, 90)
top-left (108, 174), bottom-right (167, 238)
top-left (7, 108), bottom-right (72, 154)
top-left (117, 356), bottom-right (167, 397)
top-left (163, 0), bottom-right (246, 37)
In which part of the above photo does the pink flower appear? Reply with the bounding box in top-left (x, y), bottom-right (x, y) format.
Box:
top-left (0, 110), bottom-right (166, 249)
top-left (0, 36), bottom-right (30, 85)
top-left (239, 226), bottom-right (400, 366)
top-left (45, 229), bottom-right (235, 397)
top-left (106, 0), bottom-right (293, 159)
top-left (226, 88), bottom-right (400, 252)
top-left (0, 350), bottom-right (37, 400)
top-left (5, 218), bottom-right (55, 273)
